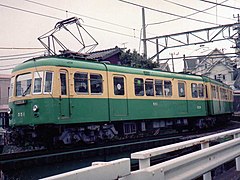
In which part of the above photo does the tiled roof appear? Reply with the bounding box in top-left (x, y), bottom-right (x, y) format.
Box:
top-left (88, 46), bottom-right (123, 60)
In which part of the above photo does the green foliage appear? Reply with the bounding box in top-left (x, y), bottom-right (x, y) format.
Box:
top-left (119, 49), bottom-right (158, 69)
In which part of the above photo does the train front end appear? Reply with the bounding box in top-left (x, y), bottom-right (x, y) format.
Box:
top-left (7, 58), bottom-right (61, 147)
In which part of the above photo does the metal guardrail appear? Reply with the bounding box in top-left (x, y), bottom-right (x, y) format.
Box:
top-left (41, 128), bottom-right (240, 180)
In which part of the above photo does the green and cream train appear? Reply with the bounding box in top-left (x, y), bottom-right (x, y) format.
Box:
top-left (7, 56), bottom-right (233, 146)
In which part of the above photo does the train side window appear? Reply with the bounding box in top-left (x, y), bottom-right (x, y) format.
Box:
top-left (211, 85), bottom-right (216, 99)
top-left (164, 80), bottom-right (172, 96)
top-left (220, 88), bottom-right (224, 100)
top-left (155, 80), bottom-right (163, 96)
top-left (178, 82), bottom-right (185, 97)
top-left (44, 71), bottom-right (53, 93)
top-left (114, 77), bottom-right (124, 95)
top-left (90, 74), bottom-right (103, 94)
top-left (216, 86), bottom-right (219, 99)
top-left (191, 83), bottom-right (198, 98)
top-left (198, 84), bottom-right (204, 98)
top-left (205, 85), bottom-right (208, 98)
top-left (224, 89), bottom-right (228, 100)
top-left (60, 72), bottom-right (67, 95)
top-left (33, 71), bottom-right (44, 94)
top-left (145, 79), bottom-right (154, 96)
top-left (134, 78), bottom-right (144, 96)
top-left (74, 72), bottom-right (88, 94)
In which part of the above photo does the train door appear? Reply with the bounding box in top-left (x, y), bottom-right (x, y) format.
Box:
top-left (178, 81), bottom-right (188, 114)
top-left (59, 70), bottom-right (70, 118)
top-left (111, 75), bottom-right (128, 117)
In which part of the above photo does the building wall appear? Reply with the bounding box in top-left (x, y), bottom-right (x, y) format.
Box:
top-left (208, 65), bottom-right (234, 86)
top-left (0, 77), bottom-right (10, 106)
top-left (0, 75), bottom-right (10, 128)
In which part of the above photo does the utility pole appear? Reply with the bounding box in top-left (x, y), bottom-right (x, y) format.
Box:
top-left (142, 8), bottom-right (147, 59)
top-left (183, 54), bottom-right (186, 73)
top-left (233, 14), bottom-right (240, 54)
top-left (171, 53), bottom-right (175, 72)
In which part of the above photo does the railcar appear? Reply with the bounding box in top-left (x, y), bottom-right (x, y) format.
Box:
top-left (7, 56), bottom-right (233, 146)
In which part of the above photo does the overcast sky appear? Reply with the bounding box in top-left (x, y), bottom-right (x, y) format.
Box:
top-left (0, 0), bottom-right (240, 74)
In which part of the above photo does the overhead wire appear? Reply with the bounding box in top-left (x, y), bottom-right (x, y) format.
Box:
top-left (0, 54), bottom-right (43, 61)
top-left (118, 0), bottom-right (218, 26)
top-left (147, 0), bottom-right (230, 26)
top-left (199, 0), bottom-right (240, 10)
top-left (0, 63), bottom-right (20, 67)
top-left (0, 51), bottom-right (44, 59)
top-left (0, 3), bottom-right (60, 20)
top-left (162, 0), bottom-right (233, 22)
top-left (24, 0), bottom-right (137, 32)
top-left (0, 3), bottom-right (140, 39)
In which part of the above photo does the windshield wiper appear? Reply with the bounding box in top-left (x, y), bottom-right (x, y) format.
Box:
top-left (22, 83), bottom-right (31, 96)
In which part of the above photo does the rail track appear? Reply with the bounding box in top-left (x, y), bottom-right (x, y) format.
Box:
top-left (1, 120), bottom-right (240, 171)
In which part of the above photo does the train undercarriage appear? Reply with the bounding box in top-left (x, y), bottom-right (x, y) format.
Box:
top-left (3, 115), bottom-right (231, 150)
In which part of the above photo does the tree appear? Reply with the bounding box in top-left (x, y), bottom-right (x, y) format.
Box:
top-left (120, 49), bottom-right (158, 69)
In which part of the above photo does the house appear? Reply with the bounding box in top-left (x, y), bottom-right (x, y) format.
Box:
top-left (0, 74), bottom-right (10, 128)
top-left (153, 62), bottom-right (171, 72)
top-left (185, 49), bottom-right (237, 87)
top-left (88, 46), bottom-right (124, 65)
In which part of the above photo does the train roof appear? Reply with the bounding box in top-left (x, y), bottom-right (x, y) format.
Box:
top-left (12, 56), bottom-right (231, 87)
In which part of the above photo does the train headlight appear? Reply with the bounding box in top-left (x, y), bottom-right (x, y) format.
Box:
top-left (32, 105), bottom-right (39, 112)
top-left (7, 108), bottom-right (12, 114)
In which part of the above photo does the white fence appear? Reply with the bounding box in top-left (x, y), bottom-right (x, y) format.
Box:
top-left (41, 128), bottom-right (240, 180)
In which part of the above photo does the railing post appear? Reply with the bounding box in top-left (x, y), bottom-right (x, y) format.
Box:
top-left (139, 158), bottom-right (150, 169)
top-left (234, 133), bottom-right (240, 171)
top-left (201, 142), bottom-right (212, 180)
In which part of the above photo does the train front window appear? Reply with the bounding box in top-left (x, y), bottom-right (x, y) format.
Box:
top-left (33, 71), bottom-right (43, 94)
top-left (16, 73), bottom-right (32, 97)
top-left (44, 71), bottom-right (53, 93)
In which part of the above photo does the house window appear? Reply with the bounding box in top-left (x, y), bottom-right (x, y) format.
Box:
top-left (222, 75), bottom-right (225, 80)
